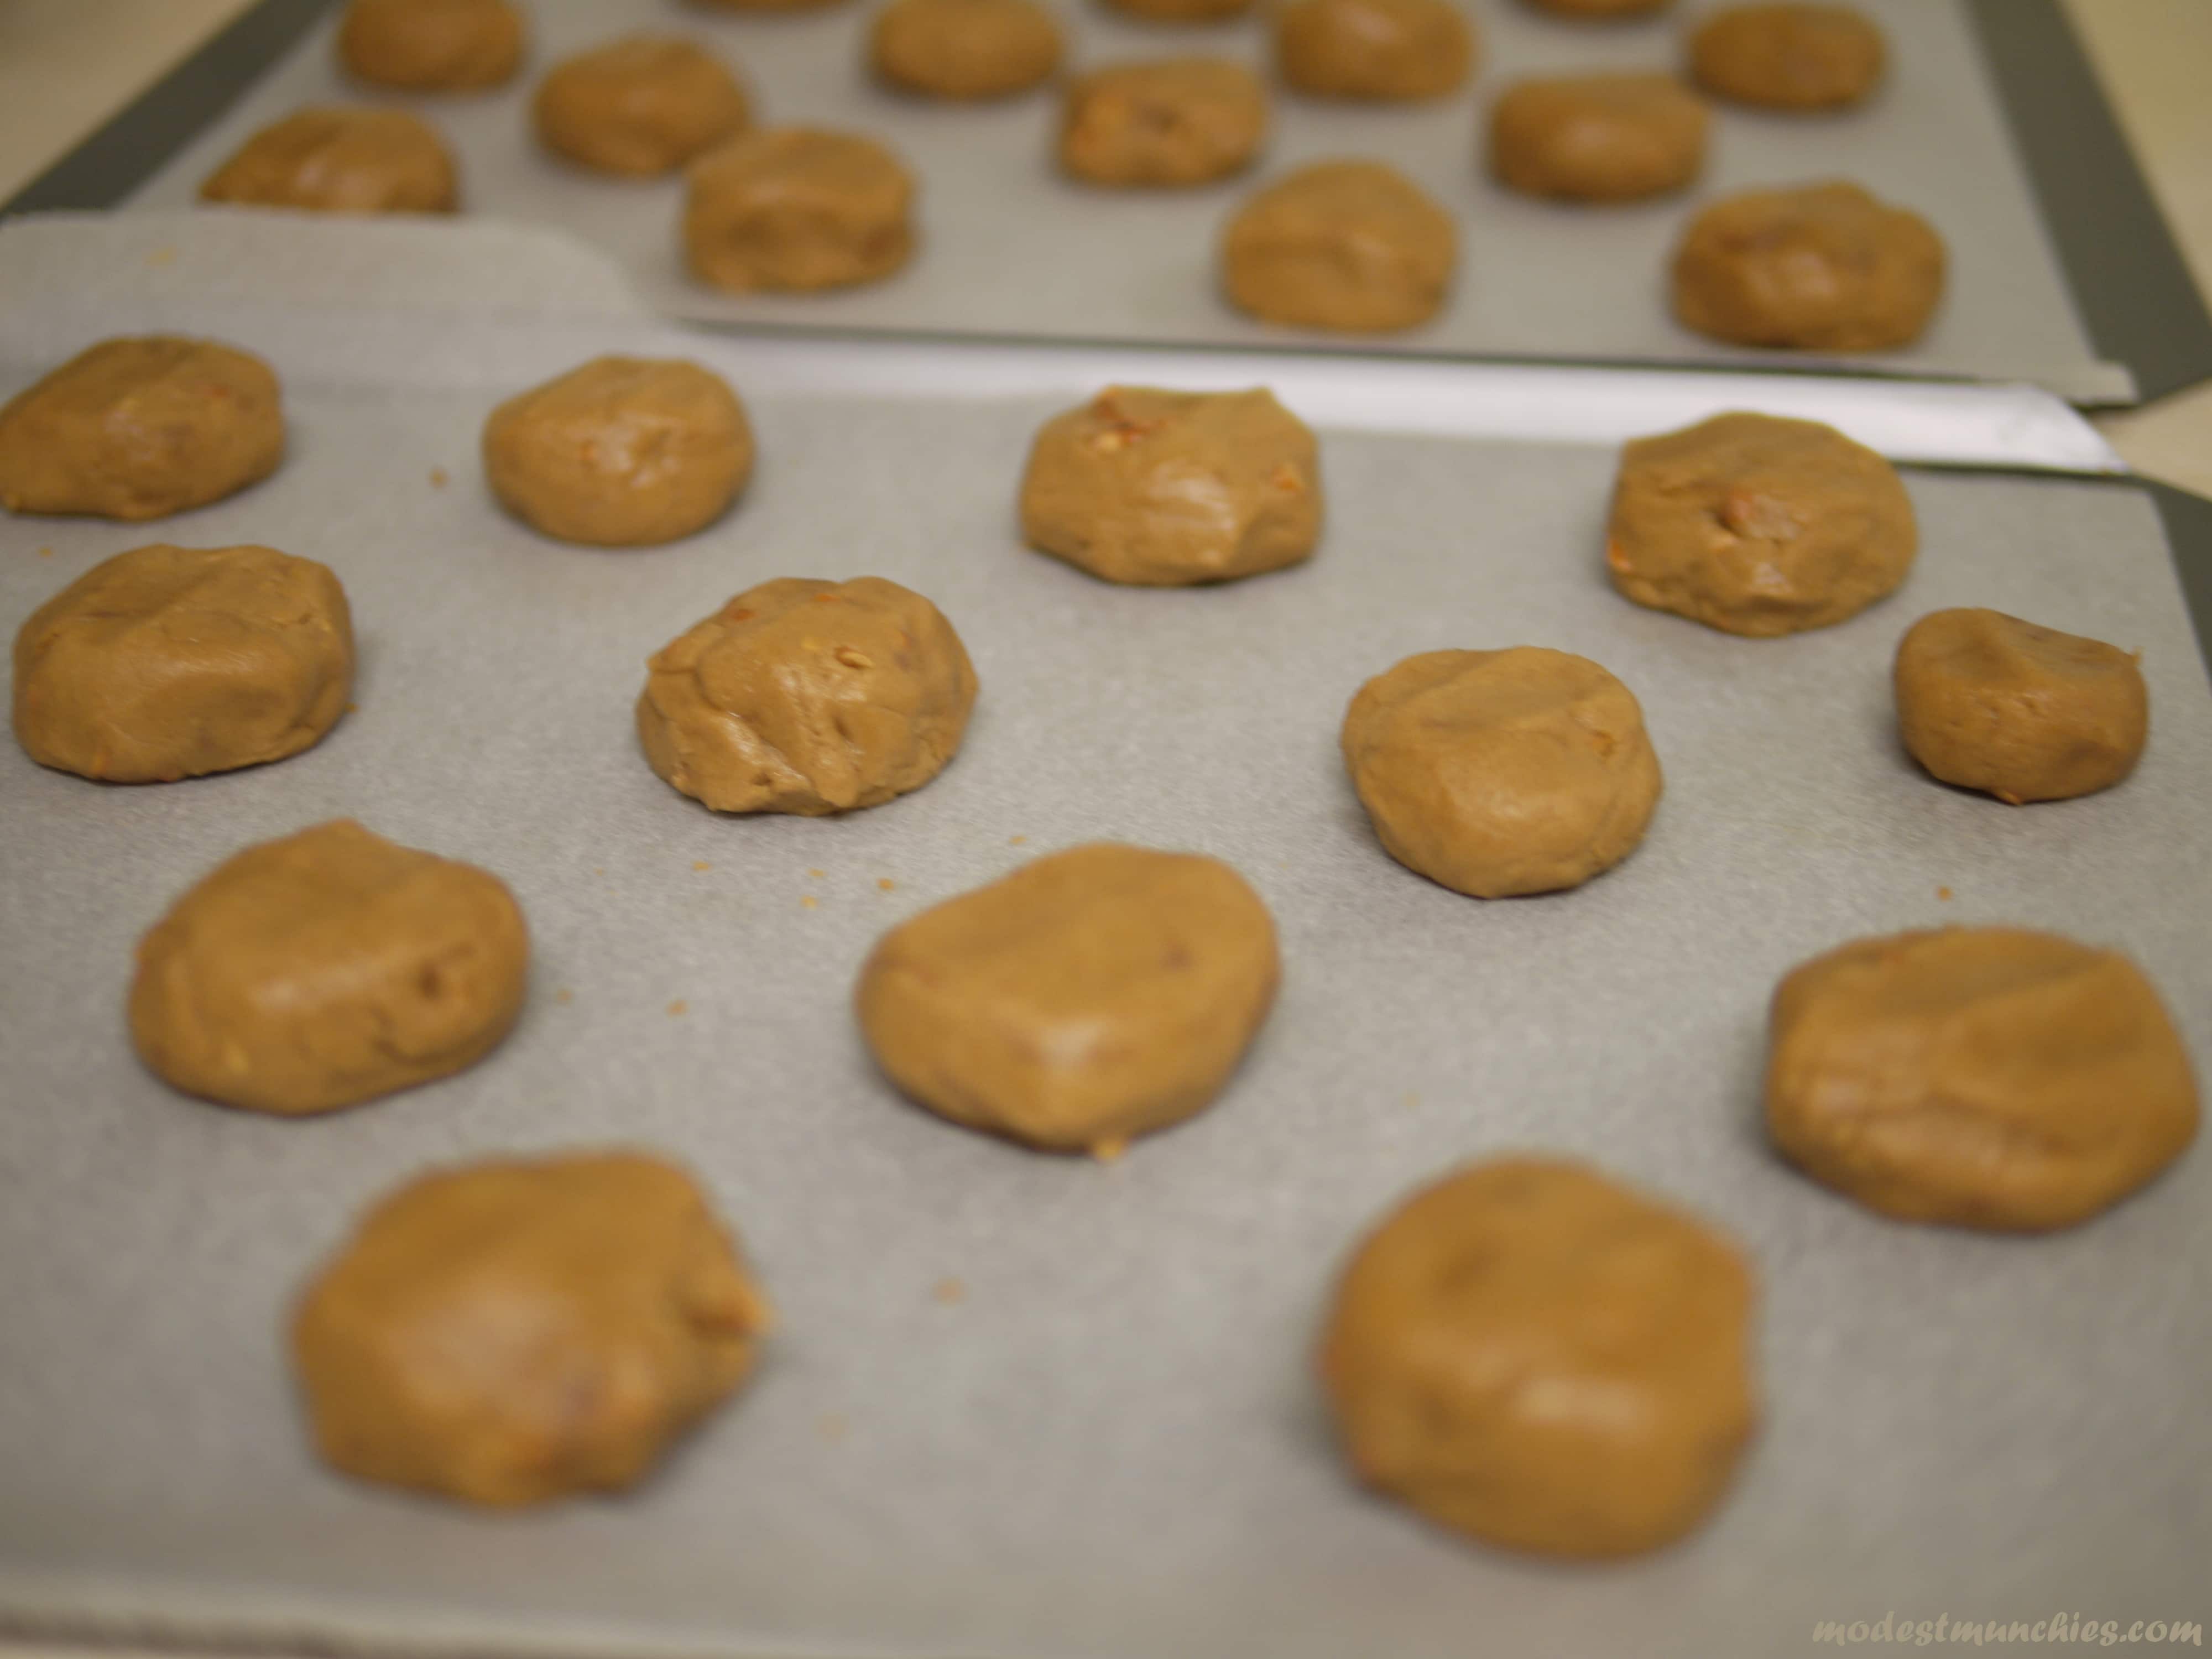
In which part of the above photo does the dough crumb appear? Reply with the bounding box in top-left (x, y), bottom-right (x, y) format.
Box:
top-left (693, 860), bottom-right (712, 872)
top-left (148, 247), bottom-right (179, 267)
top-left (877, 877), bottom-right (896, 891)
top-left (808, 867), bottom-right (827, 879)
top-left (345, 702), bottom-right (359, 713)
top-left (1091, 1136), bottom-right (1129, 1164)
top-left (555, 987), bottom-right (574, 1004)
top-left (1936, 886), bottom-right (1953, 901)
top-left (1008, 834), bottom-right (1026, 846)
top-left (1403, 1091), bottom-right (1420, 1108)
top-left (429, 467), bottom-right (448, 488)
top-left (36, 546), bottom-right (54, 559)
top-left (801, 895), bottom-right (818, 910)
top-left (817, 1412), bottom-right (849, 1443)
top-left (932, 1276), bottom-right (966, 1305)
top-left (667, 999), bottom-right (688, 1016)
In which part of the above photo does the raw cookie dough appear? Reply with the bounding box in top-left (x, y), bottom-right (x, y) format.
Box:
top-left (337, 0), bottom-right (525, 91)
top-left (1059, 58), bottom-right (1269, 187)
top-left (1766, 928), bottom-right (2198, 1230)
top-left (13, 543), bottom-right (352, 783)
top-left (1342, 646), bottom-right (1662, 898)
top-left (1319, 1156), bottom-right (1759, 1558)
top-left (1691, 3), bottom-right (1885, 111)
top-left (483, 356), bottom-right (754, 546)
top-left (1895, 608), bottom-right (2148, 804)
top-left (130, 820), bottom-right (528, 1115)
top-left (293, 1151), bottom-right (771, 1507)
top-left (1223, 160), bottom-right (1455, 333)
top-left (1489, 74), bottom-right (1708, 202)
top-left (872, 0), bottom-right (1064, 99)
top-left (533, 35), bottom-right (751, 176)
top-left (1605, 411), bottom-right (1916, 636)
top-left (1275, 0), bottom-right (1474, 101)
top-left (1672, 181), bottom-right (1944, 351)
top-left (638, 576), bottom-right (977, 815)
top-left (0, 336), bottom-right (284, 521)
top-left (685, 128), bottom-right (916, 293)
top-left (1100, 0), bottom-right (1254, 21)
top-left (1019, 386), bottom-right (1322, 586)
top-left (199, 107), bottom-right (459, 214)
top-left (855, 843), bottom-right (1280, 1155)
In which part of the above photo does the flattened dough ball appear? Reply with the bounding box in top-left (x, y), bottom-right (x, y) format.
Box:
top-left (1060, 58), bottom-right (1268, 187)
top-left (1691, 4), bottom-right (1885, 111)
top-left (1320, 1157), bottom-right (1759, 1558)
top-left (293, 1151), bottom-right (771, 1507)
top-left (1766, 928), bottom-right (2198, 1230)
top-left (534, 35), bottom-right (751, 176)
top-left (338, 0), bottom-right (525, 91)
top-left (130, 820), bottom-right (528, 1115)
top-left (1605, 411), bottom-right (1916, 636)
top-left (1490, 74), bottom-right (1708, 202)
top-left (1895, 608), bottom-right (2147, 804)
top-left (0, 336), bottom-right (284, 521)
top-left (1275, 0), bottom-right (1474, 102)
top-left (200, 107), bottom-right (458, 214)
top-left (1343, 646), bottom-right (1662, 898)
top-left (856, 843), bottom-right (1280, 1155)
top-left (1020, 386), bottom-right (1321, 586)
top-left (685, 128), bottom-right (916, 293)
top-left (1223, 160), bottom-right (1455, 333)
top-left (638, 576), bottom-right (977, 815)
top-left (1099, 0), bottom-right (1254, 21)
top-left (14, 544), bottom-right (351, 783)
top-left (872, 0), bottom-right (1063, 98)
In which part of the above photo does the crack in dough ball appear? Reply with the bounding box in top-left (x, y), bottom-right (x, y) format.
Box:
top-left (1223, 160), bottom-right (1456, 333)
top-left (1058, 58), bottom-right (1269, 187)
top-left (534, 35), bottom-right (752, 177)
top-left (871, 0), bottom-right (1065, 99)
top-left (685, 127), bottom-right (917, 293)
top-left (337, 0), bottom-right (526, 91)
top-left (1691, 4), bottom-right (1886, 111)
top-left (1275, 0), bottom-right (1475, 102)
top-left (1489, 74), bottom-right (1708, 203)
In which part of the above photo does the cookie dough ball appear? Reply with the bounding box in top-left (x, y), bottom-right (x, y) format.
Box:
top-left (533, 36), bottom-right (751, 176)
top-left (1672, 181), bottom-right (1943, 351)
top-left (1895, 609), bottom-right (2148, 804)
top-left (130, 820), bottom-right (528, 1115)
top-left (483, 357), bottom-right (753, 547)
top-left (857, 843), bottom-right (1280, 1155)
top-left (1767, 928), bottom-right (2198, 1230)
top-left (1060, 59), bottom-right (1268, 187)
top-left (14, 544), bottom-right (352, 784)
top-left (872, 0), bottom-right (1063, 98)
top-left (0, 337), bottom-right (284, 521)
top-left (685, 128), bottom-right (916, 293)
top-left (638, 576), bottom-right (977, 815)
top-left (1691, 4), bottom-right (1885, 111)
top-left (1020, 387), bottom-right (1321, 586)
top-left (1223, 161), bottom-right (1455, 333)
top-left (1605, 411), bottom-right (1915, 636)
top-left (293, 1152), bottom-right (771, 1507)
top-left (1490, 74), bottom-right (1708, 202)
top-left (1099, 0), bottom-right (1254, 21)
top-left (1320, 1157), bottom-right (1759, 1558)
top-left (1343, 646), bottom-right (1662, 898)
top-left (337, 0), bottom-right (525, 91)
top-left (1275, 0), bottom-right (1474, 101)
top-left (199, 107), bottom-right (458, 215)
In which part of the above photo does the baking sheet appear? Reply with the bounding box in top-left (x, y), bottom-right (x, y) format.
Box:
top-left (122, 0), bottom-right (2132, 403)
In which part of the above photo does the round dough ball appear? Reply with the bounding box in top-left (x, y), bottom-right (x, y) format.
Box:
top-left (483, 357), bottom-right (754, 547)
top-left (1489, 74), bottom-right (1708, 202)
top-left (1223, 160), bottom-right (1455, 333)
top-left (130, 820), bottom-right (528, 1115)
top-left (337, 0), bottom-right (525, 91)
top-left (0, 336), bottom-right (284, 521)
top-left (1672, 181), bottom-right (1944, 351)
top-left (856, 843), bottom-right (1280, 1155)
top-left (1767, 928), bottom-right (2198, 1230)
top-left (685, 128), bottom-right (916, 293)
top-left (1691, 4), bottom-right (1885, 111)
top-left (14, 543), bottom-right (352, 784)
top-left (1605, 411), bottom-right (1916, 636)
top-left (1895, 608), bottom-right (2148, 804)
top-left (199, 106), bottom-right (459, 215)
top-left (1059, 58), bottom-right (1269, 187)
top-left (1275, 0), bottom-right (1474, 101)
top-left (872, 0), bottom-right (1063, 99)
top-left (293, 1151), bottom-right (771, 1507)
top-left (1319, 1157), bottom-right (1759, 1558)
top-left (533, 35), bottom-right (751, 177)
top-left (1098, 0), bottom-right (1254, 21)
top-left (638, 576), bottom-right (977, 815)
top-left (1342, 646), bottom-right (1662, 899)
top-left (1020, 386), bottom-right (1322, 586)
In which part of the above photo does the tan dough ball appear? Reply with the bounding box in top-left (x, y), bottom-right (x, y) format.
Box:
top-left (483, 357), bottom-right (754, 547)
top-left (1098, 0), bottom-right (1254, 21)
top-left (0, 336), bottom-right (284, 521)
top-left (13, 544), bottom-right (352, 784)
top-left (1605, 411), bottom-right (1916, 636)
top-left (1489, 74), bottom-right (1708, 202)
top-left (1275, 0), bottom-right (1474, 101)
top-left (1895, 608), bottom-right (2148, 804)
top-left (129, 820), bottom-right (528, 1115)
top-left (293, 1151), bottom-right (771, 1507)
top-left (337, 0), bottom-right (525, 91)
top-left (1767, 928), bottom-right (2198, 1230)
top-left (1223, 160), bottom-right (1455, 333)
top-left (638, 576), bottom-right (977, 815)
top-left (199, 107), bottom-right (459, 214)
top-left (1019, 386), bottom-right (1322, 586)
top-left (1342, 646), bottom-right (1662, 898)
top-left (685, 128), bottom-right (916, 293)
top-left (1691, 4), bottom-right (1885, 111)
top-left (1672, 181), bottom-right (1944, 351)
top-left (855, 843), bottom-right (1280, 1155)
top-left (872, 0), bottom-right (1064, 98)
top-left (1059, 58), bottom-right (1269, 187)
top-left (1319, 1157), bottom-right (1759, 1558)
top-left (533, 35), bottom-right (751, 176)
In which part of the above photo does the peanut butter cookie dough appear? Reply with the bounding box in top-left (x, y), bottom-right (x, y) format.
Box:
top-left (1767, 928), bottom-right (2198, 1230)
top-left (1895, 609), bottom-right (2148, 804)
top-left (1223, 161), bottom-right (1454, 333)
top-left (131, 820), bottom-right (528, 1115)
top-left (293, 1151), bottom-right (771, 1507)
top-left (14, 544), bottom-right (351, 784)
top-left (1020, 387), bottom-right (1322, 586)
top-left (1060, 59), bottom-right (1268, 187)
top-left (0, 337), bottom-right (284, 521)
top-left (534, 36), bottom-right (751, 176)
top-left (337, 0), bottom-right (525, 91)
top-left (1691, 4), bottom-right (1885, 111)
top-left (856, 843), bottom-right (1280, 1155)
top-left (1490, 74), bottom-right (1708, 202)
top-left (685, 128), bottom-right (916, 293)
top-left (1100, 0), bottom-right (1254, 21)
top-left (200, 107), bottom-right (459, 215)
top-left (638, 576), bottom-right (977, 815)
top-left (1605, 411), bottom-right (1916, 636)
top-left (1343, 646), bottom-right (1662, 898)
top-left (1275, 0), bottom-right (1474, 101)
top-left (872, 0), bottom-right (1063, 98)
top-left (1320, 1156), bottom-right (1759, 1558)
top-left (483, 357), bottom-right (754, 546)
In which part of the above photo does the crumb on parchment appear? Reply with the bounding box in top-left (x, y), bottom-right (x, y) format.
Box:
top-left (555, 988), bottom-right (573, 1005)
top-left (1937, 886), bottom-right (1953, 901)
top-left (667, 999), bottom-right (687, 1016)
top-left (878, 877), bottom-right (896, 891)
top-left (932, 1277), bottom-right (966, 1305)
top-left (802, 895), bottom-right (818, 910)
top-left (693, 860), bottom-right (712, 872)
